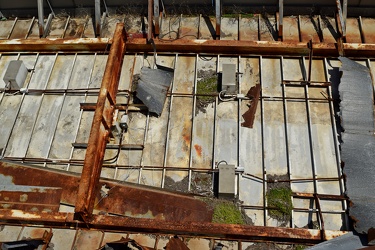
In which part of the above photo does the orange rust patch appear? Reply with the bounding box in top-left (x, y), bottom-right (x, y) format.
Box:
top-left (182, 119), bottom-right (192, 148)
top-left (194, 144), bottom-right (202, 157)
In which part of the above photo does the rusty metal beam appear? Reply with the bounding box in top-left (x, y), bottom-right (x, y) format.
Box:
top-left (0, 210), bottom-right (347, 244)
top-left (74, 23), bottom-right (126, 221)
top-left (80, 102), bottom-right (147, 111)
top-left (125, 38), bottom-right (375, 58)
top-left (1, 37), bottom-right (375, 58)
top-left (0, 160), bottom-right (213, 222)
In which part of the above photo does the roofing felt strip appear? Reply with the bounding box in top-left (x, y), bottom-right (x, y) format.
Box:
top-left (339, 57), bottom-right (375, 234)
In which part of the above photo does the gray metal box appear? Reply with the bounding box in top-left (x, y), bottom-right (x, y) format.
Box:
top-left (218, 164), bottom-right (235, 199)
top-left (3, 60), bottom-right (28, 90)
top-left (221, 64), bottom-right (237, 94)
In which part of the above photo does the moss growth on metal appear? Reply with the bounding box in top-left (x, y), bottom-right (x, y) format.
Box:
top-left (212, 201), bottom-right (244, 225)
top-left (295, 245), bottom-right (307, 250)
top-left (266, 187), bottom-right (293, 222)
top-left (196, 76), bottom-right (218, 103)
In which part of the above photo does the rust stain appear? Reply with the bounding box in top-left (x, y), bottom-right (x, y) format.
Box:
top-left (194, 144), bottom-right (202, 157)
top-left (182, 118), bottom-right (191, 149)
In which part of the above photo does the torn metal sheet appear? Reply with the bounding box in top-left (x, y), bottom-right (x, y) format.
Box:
top-left (136, 66), bottom-right (174, 116)
top-left (0, 185), bottom-right (62, 212)
top-left (241, 84), bottom-right (261, 128)
top-left (100, 237), bottom-right (153, 250)
top-left (338, 57), bottom-right (374, 133)
top-left (338, 57), bottom-right (375, 234)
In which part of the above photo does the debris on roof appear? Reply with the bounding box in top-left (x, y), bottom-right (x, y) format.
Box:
top-left (100, 237), bottom-right (153, 250)
top-left (241, 84), bottom-right (261, 128)
top-left (136, 66), bottom-right (174, 116)
top-left (1, 229), bottom-right (53, 250)
top-left (339, 57), bottom-right (375, 234)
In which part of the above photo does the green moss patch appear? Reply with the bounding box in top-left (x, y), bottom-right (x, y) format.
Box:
top-left (266, 187), bottom-right (293, 222)
top-left (212, 201), bottom-right (244, 225)
top-left (196, 69), bottom-right (218, 114)
top-left (197, 76), bottom-right (217, 102)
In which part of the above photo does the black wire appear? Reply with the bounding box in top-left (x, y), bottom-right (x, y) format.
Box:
top-left (103, 130), bottom-right (125, 163)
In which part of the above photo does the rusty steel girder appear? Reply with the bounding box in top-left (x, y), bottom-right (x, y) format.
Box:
top-left (125, 38), bottom-right (375, 57)
top-left (1, 36), bottom-right (375, 58)
top-left (74, 23), bottom-right (127, 221)
top-left (0, 210), bottom-right (347, 244)
top-left (0, 161), bottom-right (213, 222)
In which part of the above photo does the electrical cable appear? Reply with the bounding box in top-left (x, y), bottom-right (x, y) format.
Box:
top-left (216, 160), bottom-right (228, 168)
top-left (218, 90), bottom-right (236, 102)
top-left (103, 129), bottom-right (125, 163)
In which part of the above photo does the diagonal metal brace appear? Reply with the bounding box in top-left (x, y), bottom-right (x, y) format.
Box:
top-left (74, 23), bottom-right (127, 222)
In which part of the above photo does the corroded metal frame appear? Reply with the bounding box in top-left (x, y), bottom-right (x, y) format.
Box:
top-left (0, 209), bottom-right (347, 244)
top-left (1, 38), bottom-right (375, 57)
top-left (74, 23), bottom-right (126, 221)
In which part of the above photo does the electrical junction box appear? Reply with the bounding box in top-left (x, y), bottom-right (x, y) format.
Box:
top-left (218, 164), bottom-right (236, 199)
top-left (221, 64), bottom-right (237, 94)
top-left (3, 60), bottom-right (28, 90)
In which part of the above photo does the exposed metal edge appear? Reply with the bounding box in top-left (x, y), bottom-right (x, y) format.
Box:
top-left (0, 38), bottom-right (111, 52)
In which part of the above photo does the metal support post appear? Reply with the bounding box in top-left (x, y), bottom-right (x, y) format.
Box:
top-left (148, 0), bottom-right (153, 40)
top-left (278, 0), bottom-right (284, 41)
top-left (37, 0), bottom-right (45, 37)
top-left (154, 0), bottom-right (160, 36)
top-left (342, 0), bottom-right (347, 37)
top-left (215, 0), bottom-right (221, 39)
top-left (95, 0), bottom-right (101, 37)
top-left (336, 0), bottom-right (346, 39)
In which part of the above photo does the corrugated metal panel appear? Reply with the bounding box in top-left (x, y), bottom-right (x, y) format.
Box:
top-left (339, 57), bottom-right (375, 234)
